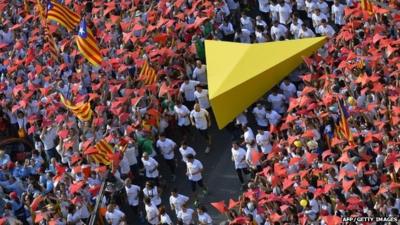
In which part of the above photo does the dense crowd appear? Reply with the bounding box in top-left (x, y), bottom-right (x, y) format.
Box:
top-left (0, 0), bottom-right (398, 225)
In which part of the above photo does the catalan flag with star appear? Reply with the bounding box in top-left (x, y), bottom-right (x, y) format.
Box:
top-left (76, 19), bottom-right (102, 66)
top-left (46, 0), bottom-right (80, 31)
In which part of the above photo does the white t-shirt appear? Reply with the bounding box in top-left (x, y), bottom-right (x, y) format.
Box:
top-left (305, 1), bottom-right (317, 18)
top-left (279, 82), bottom-right (297, 99)
top-left (145, 204), bottom-right (159, 225)
top-left (243, 127), bottom-right (255, 144)
top-left (193, 65), bottom-right (207, 84)
top-left (299, 27), bottom-right (316, 38)
top-left (180, 80), bottom-right (200, 102)
top-left (290, 22), bottom-right (302, 39)
top-left (277, 4), bottom-right (292, 24)
top-left (105, 209), bottom-right (125, 225)
top-left (143, 186), bottom-right (162, 206)
top-left (198, 212), bottom-right (213, 224)
top-left (256, 131), bottom-right (272, 154)
top-left (235, 29), bottom-right (252, 43)
top-left (156, 138), bottom-right (176, 160)
top-left (41, 128), bottom-right (57, 151)
top-left (177, 208), bottom-right (195, 225)
top-left (124, 146), bottom-right (138, 166)
top-left (311, 13), bottom-right (327, 28)
top-left (252, 106), bottom-right (268, 127)
top-left (258, 0), bottom-right (270, 13)
top-left (317, 24), bottom-right (336, 38)
top-left (160, 213), bottom-right (173, 225)
top-left (174, 105), bottom-right (191, 126)
top-left (219, 23), bottom-right (235, 36)
top-left (332, 4), bottom-right (345, 25)
top-left (194, 90), bottom-right (210, 109)
top-left (270, 4), bottom-right (279, 21)
top-left (231, 147), bottom-right (248, 169)
top-left (170, 194), bottom-right (190, 215)
top-left (240, 16), bottom-right (254, 33)
top-left (186, 159), bottom-right (203, 181)
top-left (179, 146), bottom-right (197, 162)
top-left (125, 184), bottom-right (141, 206)
top-left (265, 110), bottom-right (282, 126)
top-left (271, 24), bottom-right (288, 40)
top-left (190, 109), bottom-right (209, 130)
top-left (245, 145), bottom-right (261, 166)
top-left (267, 93), bottom-right (286, 113)
top-left (141, 157), bottom-right (159, 178)
top-left (317, 1), bottom-right (329, 15)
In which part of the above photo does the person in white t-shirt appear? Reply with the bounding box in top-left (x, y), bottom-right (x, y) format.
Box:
top-left (317, 19), bottom-right (336, 38)
top-left (258, 0), bottom-right (270, 15)
top-left (267, 91), bottom-right (286, 114)
top-left (170, 188), bottom-right (190, 217)
top-left (124, 178), bottom-right (141, 216)
top-left (277, 1), bottom-right (292, 25)
top-left (186, 154), bottom-right (208, 196)
top-left (218, 20), bottom-right (235, 41)
top-left (270, 21), bottom-right (288, 41)
top-left (192, 60), bottom-right (207, 84)
top-left (299, 23), bottom-right (316, 38)
top-left (269, 1), bottom-right (279, 22)
top-left (190, 104), bottom-right (211, 153)
top-left (240, 12), bottom-right (255, 33)
top-left (143, 181), bottom-right (162, 207)
top-left (242, 125), bottom-right (255, 145)
top-left (174, 100), bottom-right (191, 139)
top-left (159, 206), bottom-right (173, 225)
top-left (245, 141), bottom-right (262, 177)
top-left (255, 26), bottom-right (268, 43)
top-left (316, 0), bottom-right (329, 15)
top-left (256, 129), bottom-right (273, 154)
top-left (289, 15), bottom-right (303, 39)
top-left (279, 79), bottom-right (297, 99)
top-left (311, 8), bottom-right (328, 29)
top-left (194, 85), bottom-right (210, 109)
top-left (331, 0), bottom-right (345, 26)
top-left (234, 27), bottom-right (252, 43)
top-left (231, 141), bottom-right (249, 184)
top-left (144, 197), bottom-right (159, 225)
top-left (141, 152), bottom-right (159, 183)
top-left (197, 205), bottom-right (213, 225)
top-left (179, 77), bottom-right (200, 108)
top-left (179, 141), bottom-right (197, 163)
top-left (177, 204), bottom-right (195, 225)
top-left (305, 0), bottom-right (317, 18)
top-left (105, 204), bottom-right (126, 225)
top-left (255, 16), bottom-right (268, 29)
top-left (265, 106), bottom-right (282, 126)
top-left (252, 103), bottom-right (268, 128)
top-left (156, 133), bottom-right (177, 180)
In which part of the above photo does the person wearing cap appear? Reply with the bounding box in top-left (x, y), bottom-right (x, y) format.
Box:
top-left (141, 152), bottom-right (159, 184)
top-left (190, 103), bottom-right (212, 153)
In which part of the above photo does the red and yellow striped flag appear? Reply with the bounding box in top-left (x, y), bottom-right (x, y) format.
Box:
top-left (91, 139), bottom-right (113, 166)
top-left (44, 24), bottom-right (59, 62)
top-left (76, 19), bottom-right (102, 66)
top-left (59, 94), bottom-right (93, 121)
top-left (360, 0), bottom-right (373, 13)
top-left (46, 0), bottom-right (80, 31)
top-left (139, 61), bottom-right (158, 85)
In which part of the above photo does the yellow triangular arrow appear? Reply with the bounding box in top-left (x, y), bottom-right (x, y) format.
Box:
top-left (205, 37), bottom-right (327, 129)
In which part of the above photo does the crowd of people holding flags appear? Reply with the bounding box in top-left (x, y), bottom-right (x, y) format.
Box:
top-left (0, 0), bottom-right (399, 224)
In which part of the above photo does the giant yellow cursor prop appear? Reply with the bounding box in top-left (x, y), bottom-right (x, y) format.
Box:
top-left (205, 37), bottom-right (326, 129)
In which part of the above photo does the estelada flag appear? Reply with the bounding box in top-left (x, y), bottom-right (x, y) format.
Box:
top-left (139, 60), bottom-right (158, 85)
top-left (46, 0), bottom-right (80, 31)
top-left (76, 18), bottom-right (102, 66)
top-left (91, 139), bottom-right (113, 166)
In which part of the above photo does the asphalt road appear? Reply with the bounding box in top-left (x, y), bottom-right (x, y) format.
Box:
top-left (123, 114), bottom-right (244, 225)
